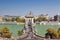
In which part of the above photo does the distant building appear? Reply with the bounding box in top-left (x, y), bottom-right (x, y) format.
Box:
top-left (58, 15), bottom-right (60, 22)
top-left (3, 15), bottom-right (17, 22)
top-left (39, 14), bottom-right (48, 17)
top-left (25, 11), bottom-right (34, 24)
top-left (20, 11), bottom-right (38, 23)
top-left (49, 16), bottom-right (54, 21)
top-left (19, 16), bottom-right (25, 19)
top-left (53, 15), bottom-right (60, 22)
top-left (0, 16), bottom-right (3, 22)
top-left (54, 15), bottom-right (58, 21)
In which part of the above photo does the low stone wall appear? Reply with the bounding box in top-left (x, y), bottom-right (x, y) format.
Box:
top-left (0, 22), bottom-right (25, 25)
top-left (45, 39), bottom-right (60, 40)
top-left (0, 38), bottom-right (60, 40)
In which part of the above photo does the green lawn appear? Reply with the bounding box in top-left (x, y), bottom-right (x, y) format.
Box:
top-left (0, 24), bottom-right (24, 37)
top-left (0, 24), bottom-right (60, 37)
top-left (35, 24), bottom-right (60, 37)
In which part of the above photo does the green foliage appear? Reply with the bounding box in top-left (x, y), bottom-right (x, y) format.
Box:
top-left (33, 18), bottom-right (36, 23)
top-left (1, 27), bottom-right (12, 38)
top-left (18, 30), bottom-right (23, 36)
top-left (37, 16), bottom-right (47, 22)
top-left (57, 28), bottom-right (60, 38)
top-left (45, 28), bottom-right (60, 39)
top-left (15, 17), bottom-right (25, 23)
top-left (11, 18), bottom-right (16, 22)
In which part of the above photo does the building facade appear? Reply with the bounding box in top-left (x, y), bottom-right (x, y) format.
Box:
top-left (0, 16), bottom-right (3, 22)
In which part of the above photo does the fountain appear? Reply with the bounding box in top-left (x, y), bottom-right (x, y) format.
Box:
top-left (17, 12), bottom-right (44, 40)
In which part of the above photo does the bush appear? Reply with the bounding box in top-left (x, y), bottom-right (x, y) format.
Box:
top-left (1, 27), bottom-right (12, 38)
top-left (45, 28), bottom-right (58, 39)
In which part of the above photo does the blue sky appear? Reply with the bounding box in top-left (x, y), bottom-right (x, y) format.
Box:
top-left (0, 0), bottom-right (60, 16)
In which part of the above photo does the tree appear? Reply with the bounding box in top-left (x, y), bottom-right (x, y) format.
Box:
top-left (57, 28), bottom-right (60, 38)
top-left (15, 17), bottom-right (20, 22)
top-left (18, 30), bottom-right (23, 36)
top-left (45, 28), bottom-right (58, 39)
top-left (15, 17), bottom-right (25, 23)
top-left (42, 17), bottom-right (47, 21)
top-left (37, 17), bottom-right (42, 22)
top-left (37, 16), bottom-right (47, 22)
top-left (20, 18), bottom-right (25, 23)
top-left (0, 28), bottom-right (2, 37)
top-left (11, 18), bottom-right (16, 22)
top-left (1, 27), bottom-right (12, 38)
top-left (54, 15), bottom-right (58, 21)
top-left (33, 18), bottom-right (36, 23)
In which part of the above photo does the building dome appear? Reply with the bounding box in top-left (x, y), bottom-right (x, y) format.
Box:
top-left (25, 11), bottom-right (34, 18)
